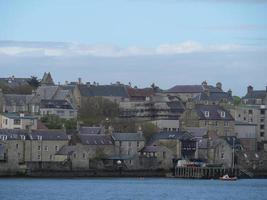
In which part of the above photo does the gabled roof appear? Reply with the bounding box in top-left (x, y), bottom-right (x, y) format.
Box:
top-left (195, 104), bottom-right (234, 121)
top-left (77, 84), bottom-right (129, 98)
top-left (140, 145), bottom-right (171, 153)
top-left (195, 92), bottom-right (233, 102)
top-left (40, 99), bottom-right (75, 110)
top-left (28, 130), bottom-right (68, 140)
top-left (78, 134), bottom-right (113, 145)
top-left (148, 131), bottom-right (193, 145)
top-left (127, 87), bottom-right (154, 98)
top-left (243, 90), bottom-right (267, 99)
top-left (40, 72), bottom-right (54, 86)
top-left (0, 129), bottom-right (28, 140)
top-left (35, 85), bottom-right (59, 100)
top-left (185, 127), bottom-right (208, 138)
top-left (56, 145), bottom-right (76, 155)
top-left (79, 126), bottom-right (103, 135)
top-left (166, 85), bottom-right (221, 93)
top-left (112, 132), bottom-right (145, 141)
top-left (1, 113), bottom-right (38, 120)
top-left (0, 77), bottom-right (31, 88)
top-left (3, 94), bottom-right (33, 106)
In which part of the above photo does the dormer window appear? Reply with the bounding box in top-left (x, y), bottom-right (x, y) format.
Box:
top-left (20, 135), bottom-right (25, 140)
top-left (220, 111), bottom-right (225, 118)
top-left (37, 135), bottom-right (42, 141)
top-left (204, 111), bottom-right (210, 118)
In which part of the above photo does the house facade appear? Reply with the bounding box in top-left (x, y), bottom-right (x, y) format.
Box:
top-left (0, 113), bottom-right (38, 130)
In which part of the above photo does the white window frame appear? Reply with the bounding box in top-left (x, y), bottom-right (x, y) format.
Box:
top-left (204, 111), bottom-right (210, 118)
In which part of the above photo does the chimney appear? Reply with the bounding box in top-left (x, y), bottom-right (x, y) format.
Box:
top-left (108, 126), bottom-right (113, 134)
top-left (202, 80), bottom-right (208, 87)
top-left (137, 125), bottom-right (143, 137)
top-left (216, 82), bottom-right (222, 90)
top-left (78, 77), bottom-right (82, 85)
top-left (247, 85), bottom-right (253, 93)
top-left (227, 89), bottom-right (232, 97)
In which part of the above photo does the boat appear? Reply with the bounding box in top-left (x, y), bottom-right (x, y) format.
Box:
top-left (219, 174), bottom-right (237, 181)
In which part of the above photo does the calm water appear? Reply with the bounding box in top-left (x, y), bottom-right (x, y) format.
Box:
top-left (0, 178), bottom-right (267, 200)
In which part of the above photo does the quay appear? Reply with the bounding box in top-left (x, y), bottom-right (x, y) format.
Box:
top-left (174, 167), bottom-right (240, 179)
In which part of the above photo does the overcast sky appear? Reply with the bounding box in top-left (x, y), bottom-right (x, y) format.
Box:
top-left (0, 0), bottom-right (266, 96)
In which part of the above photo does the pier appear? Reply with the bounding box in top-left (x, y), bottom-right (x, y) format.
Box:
top-left (174, 167), bottom-right (240, 179)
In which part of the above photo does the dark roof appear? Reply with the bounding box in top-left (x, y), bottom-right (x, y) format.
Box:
top-left (35, 85), bottom-right (59, 100)
top-left (28, 130), bottom-right (69, 140)
top-left (112, 132), bottom-right (145, 141)
top-left (1, 113), bottom-right (38, 120)
top-left (0, 129), bottom-right (28, 140)
top-left (78, 84), bottom-right (129, 98)
top-left (0, 77), bottom-right (31, 88)
top-left (185, 127), bottom-right (208, 138)
top-left (3, 94), bottom-right (33, 106)
top-left (195, 104), bottom-right (234, 121)
top-left (243, 90), bottom-right (267, 99)
top-left (223, 136), bottom-right (242, 149)
top-left (40, 99), bottom-right (74, 109)
top-left (56, 145), bottom-right (76, 155)
top-left (140, 145), bottom-right (171, 153)
top-left (127, 87), bottom-right (154, 98)
top-left (166, 85), bottom-right (221, 93)
top-left (195, 92), bottom-right (233, 102)
top-left (78, 134), bottom-right (113, 145)
top-left (79, 126), bottom-right (103, 135)
top-left (148, 131), bottom-right (193, 145)
top-left (166, 101), bottom-right (185, 110)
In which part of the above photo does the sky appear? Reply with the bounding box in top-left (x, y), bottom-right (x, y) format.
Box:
top-left (0, 0), bottom-right (267, 95)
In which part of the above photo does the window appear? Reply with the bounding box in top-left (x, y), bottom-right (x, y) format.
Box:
top-left (14, 119), bottom-right (21, 125)
top-left (238, 114), bottom-right (241, 118)
top-left (260, 118), bottom-right (264, 122)
top-left (260, 132), bottom-right (265, 137)
top-left (205, 121), bottom-right (208, 126)
top-left (129, 142), bottom-right (132, 147)
top-left (1, 135), bottom-right (7, 140)
top-left (55, 145), bottom-right (59, 152)
top-left (249, 110), bottom-right (253, 114)
top-left (119, 141), bottom-right (122, 147)
top-left (220, 111), bottom-right (225, 118)
top-left (44, 146), bottom-right (48, 151)
top-left (73, 153), bottom-right (76, 159)
top-left (204, 111), bottom-right (209, 118)
top-left (5, 119), bottom-right (8, 125)
top-left (38, 146), bottom-right (41, 151)
top-left (215, 121), bottom-right (218, 126)
top-left (221, 152), bottom-right (224, 159)
top-left (37, 154), bottom-right (41, 160)
top-left (224, 121), bottom-right (229, 127)
top-left (82, 153), bottom-right (86, 159)
top-left (69, 111), bottom-right (74, 116)
top-left (50, 154), bottom-right (53, 160)
top-left (57, 110), bottom-right (65, 115)
top-left (37, 135), bottom-right (42, 140)
top-left (260, 125), bottom-right (265, 130)
top-left (20, 135), bottom-right (25, 140)
top-left (137, 141), bottom-right (140, 148)
top-left (16, 144), bottom-right (19, 149)
top-left (129, 160), bottom-right (132, 165)
top-left (261, 109), bottom-right (265, 115)
top-left (244, 117), bottom-right (246, 121)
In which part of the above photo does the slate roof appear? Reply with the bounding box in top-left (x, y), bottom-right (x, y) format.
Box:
top-left (0, 129), bottom-right (28, 140)
top-left (78, 85), bottom-right (129, 98)
top-left (112, 132), bottom-right (145, 141)
top-left (0, 143), bottom-right (5, 154)
top-left (3, 94), bottom-right (33, 106)
top-left (28, 130), bottom-right (69, 140)
top-left (148, 131), bottom-right (193, 145)
top-left (56, 145), bottom-right (76, 155)
top-left (127, 87), bottom-right (154, 98)
top-left (166, 85), bottom-right (221, 93)
top-left (35, 85), bottom-right (59, 100)
top-left (0, 129), bottom-right (68, 141)
top-left (140, 145), bottom-right (171, 153)
top-left (0, 77), bottom-right (31, 88)
top-left (166, 101), bottom-right (185, 111)
top-left (53, 90), bottom-right (70, 100)
top-left (185, 127), bottom-right (208, 138)
top-left (79, 126), bottom-right (103, 135)
top-left (195, 104), bottom-right (234, 121)
top-left (78, 134), bottom-right (114, 145)
top-left (1, 113), bottom-right (38, 120)
top-left (243, 90), bottom-right (267, 99)
top-left (195, 92), bottom-right (233, 102)
top-left (40, 99), bottom-right (74, 110)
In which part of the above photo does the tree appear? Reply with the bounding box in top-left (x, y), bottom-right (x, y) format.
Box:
top-left (233, 96), bottom-right (241, 106)
top-left (41, 115), bottom-right (77, 130)
top-left (79, 97), bottom-right (119, 125)
top-left (141, 122), bottom-right (159, 141)
top-left (27, 76), bottom-right (40, 88)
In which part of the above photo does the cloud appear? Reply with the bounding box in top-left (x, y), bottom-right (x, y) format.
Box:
top-left (0, 40), bottom-right (253, 58)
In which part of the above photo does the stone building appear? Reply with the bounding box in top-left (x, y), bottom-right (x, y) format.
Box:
top-left (180, 103), bottom-right (235, 137)
top-left (0, 113), bottom-right (38, 130)
top-left (165, 81), bottom-right (232, 104)
top-left (111, 132), bottom-right (145, 169)
top-left (147, 131), bottom-right (197, 160)
top-left (39, 99), bottom-right (77, 119)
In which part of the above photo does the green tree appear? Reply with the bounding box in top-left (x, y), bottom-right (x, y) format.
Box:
top-left (233, 96), bottom-right (241, 106)
top-left (141, 122), bottom-right (159, 141)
